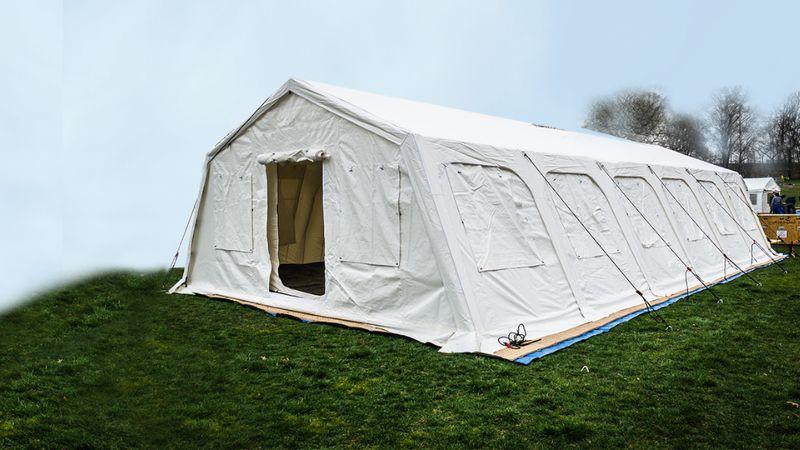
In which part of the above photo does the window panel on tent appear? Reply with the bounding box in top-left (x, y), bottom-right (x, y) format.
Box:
top-left (447, 164), bottom-right (544, 272)
top-left (338, 163), bottom-right (401, 267)
top-left (614, 176), bottom-right (669, 249)
top-left (212, 171), bottom-right (254, 252)
top-left (728, 183), bottom-right (759, 231)
top-left (546, 173), bottom-right (622, 259)
top-left (698, 181), bottom-right (736, 236)
top-left (662, 179), bottom-right (707, 242)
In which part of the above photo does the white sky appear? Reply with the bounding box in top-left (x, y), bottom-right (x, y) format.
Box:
top-left (2, 0), bottom-right (798, 312)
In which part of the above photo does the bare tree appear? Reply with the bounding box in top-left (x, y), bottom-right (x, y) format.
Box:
top-left (664, 113), bottom-right (710, 160)
top-left (766, 92), bottom-right (800, 178)
top-left (585, 97), bottom-right (617, 135)
top-left (584, 89), bottom-right (669, 145)
top-left (585, 86), bottom-right (800, 173)
top-left (616, 90), bottom-right (669, 145)
top-left (707, 87), bottom-right (761, 170)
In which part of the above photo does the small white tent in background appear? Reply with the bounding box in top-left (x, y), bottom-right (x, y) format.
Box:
top-left (744, 177), bottom-right (781, 213)
top-left (171, 79), bottom-right (784, 363)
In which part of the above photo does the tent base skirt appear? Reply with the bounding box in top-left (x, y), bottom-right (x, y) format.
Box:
top-left (496, 256), bottom-right (784, 364)
top-left (203, 293), bottom-right (388, 333)
top-left (188, 256), bottom-right (781, 363)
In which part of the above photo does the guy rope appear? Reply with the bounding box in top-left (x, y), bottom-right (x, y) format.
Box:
top-left (648, 166), bottom-right (762, 287)
top-left (708, 172), bottom-right (788, 273)
top-left (523, 153), bottom-right (672, 330)
top-left (597, 163), bottom-right (724, 303)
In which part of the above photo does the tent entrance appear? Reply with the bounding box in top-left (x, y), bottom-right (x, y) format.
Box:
top-left (269, 161), bottom-right (325, 296)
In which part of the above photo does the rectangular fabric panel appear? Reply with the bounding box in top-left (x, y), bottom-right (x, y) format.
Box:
top-left (613, 175), bottom-right (684, 294)
top-left (727, 182), bottom-right (758, 231)
top-left (338, 163), bottom-right (400, 267)
top-left (698, 181), bottom-right (736, 236)
top-left (662, 177), bottom-right (724, 280)
top-left (447, 164), bottom-right (543, 272)
top-left (663, 179), bottom-right (705, 242)
top-left (212, 172), bottom-right (253, 252)
top-left (615, 177), bottom-right (668, 249)
top-left (547, 173), bottom-right (620, 259)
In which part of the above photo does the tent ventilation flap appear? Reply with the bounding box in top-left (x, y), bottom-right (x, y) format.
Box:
top-left (257, 149), bottom-right (329, 165)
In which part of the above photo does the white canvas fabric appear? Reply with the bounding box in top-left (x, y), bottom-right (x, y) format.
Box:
top-left (745, 177), bottom-right (781, 213)
top-left (172, 79), bottom-right (782, 357)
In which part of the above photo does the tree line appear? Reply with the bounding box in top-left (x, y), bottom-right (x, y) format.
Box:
top-left (584, 88), bottom-right (800, 178)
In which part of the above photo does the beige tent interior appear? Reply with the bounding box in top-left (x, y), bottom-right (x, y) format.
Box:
top-left (171, 79), bottom-right (784, 363)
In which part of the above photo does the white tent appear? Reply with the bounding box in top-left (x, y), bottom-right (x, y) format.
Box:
top-left (171, 79), bottom-right (783, 362)
top-left (744, 177), bottom-right (781, 213)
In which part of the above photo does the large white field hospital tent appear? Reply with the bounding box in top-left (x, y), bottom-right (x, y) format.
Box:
top-left (171, 79), bottom-right (784, 362)
top-left (745, 177), bottom-right (781, 213)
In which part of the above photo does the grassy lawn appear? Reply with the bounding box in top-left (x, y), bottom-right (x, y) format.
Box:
top-left (779, 178), bottom-right (800, 200)
top-left (2, 260), bottom-right (800, 448)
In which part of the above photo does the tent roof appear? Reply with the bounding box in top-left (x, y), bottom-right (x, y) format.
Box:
top-left (745, 177), bottom-right (780, 192)
top-left (298, 79), bottom-right (731, 173)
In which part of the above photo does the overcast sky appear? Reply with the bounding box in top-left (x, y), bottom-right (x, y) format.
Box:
top-left (2, 0), bottom-right (799, 312)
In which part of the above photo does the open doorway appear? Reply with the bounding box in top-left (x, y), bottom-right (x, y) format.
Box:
top-left (271, 161), bottom-right (325, 296)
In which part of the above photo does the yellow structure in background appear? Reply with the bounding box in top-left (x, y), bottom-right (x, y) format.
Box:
top-left (758, 214), bottom-right (800, 245)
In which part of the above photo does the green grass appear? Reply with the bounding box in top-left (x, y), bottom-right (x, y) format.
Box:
top-left (2, 260), bottom-right (800, 448)
top-left (778, 178), bottom-right (800, 200)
